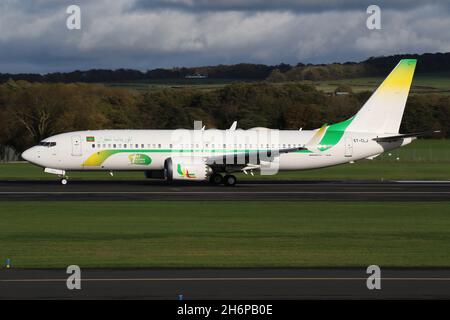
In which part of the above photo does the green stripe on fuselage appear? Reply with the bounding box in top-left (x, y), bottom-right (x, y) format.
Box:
top-left (317, 117), bottom-right (354, 151)
top-left (83, 148), bottom-right (314, 167)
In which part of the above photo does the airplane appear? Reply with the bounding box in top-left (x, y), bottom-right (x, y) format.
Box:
top-left (21, 59), bottom-right (434, 186)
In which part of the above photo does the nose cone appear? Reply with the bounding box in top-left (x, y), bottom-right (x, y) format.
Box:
top-left (21, 147), bottom-right (36, 163)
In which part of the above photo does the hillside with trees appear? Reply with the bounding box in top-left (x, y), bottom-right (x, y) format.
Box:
top-left (0, 80), bottom-right (448, 155)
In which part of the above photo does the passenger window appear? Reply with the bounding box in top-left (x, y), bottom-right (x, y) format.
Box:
top-left (92, 144), bottom-right (95, 148)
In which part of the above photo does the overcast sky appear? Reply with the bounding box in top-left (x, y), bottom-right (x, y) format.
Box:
top-left (1, 0), bottom-right (450, 73)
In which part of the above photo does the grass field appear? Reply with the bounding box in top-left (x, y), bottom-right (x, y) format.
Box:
top-left (105, 78), bottom-right (258, 92)
top-left (1, 201), bottom-right (450, 268)
top-left (103, 74), bottom-right (450, 95)
top-left (1, 139), bottom-right (449, 181)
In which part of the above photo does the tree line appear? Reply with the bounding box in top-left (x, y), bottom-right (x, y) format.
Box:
top-left (2, 52), bottom-right (450, 83)
top-left (0, 80), bottom-right (448, 154)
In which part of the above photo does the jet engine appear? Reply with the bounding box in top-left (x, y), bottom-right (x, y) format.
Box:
top-left (164, 157), bottom-right (212, 181)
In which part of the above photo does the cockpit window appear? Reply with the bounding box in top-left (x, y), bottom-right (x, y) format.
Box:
top-left (39, 142), bottom-right (56, 147)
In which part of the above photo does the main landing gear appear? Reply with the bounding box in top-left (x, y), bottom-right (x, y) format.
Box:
top-left (60, 177), bottom-right (68, 185)
top-left (209, 173), bottom-right (237, 186)
top-left (223, 174), bottom-right (237, 187)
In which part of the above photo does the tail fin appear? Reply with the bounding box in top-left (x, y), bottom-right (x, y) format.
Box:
top-left (347, 59), bottom-right (417, 134)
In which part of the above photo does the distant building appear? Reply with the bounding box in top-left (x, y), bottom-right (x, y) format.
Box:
top-left (185, 73), bottom-right (208, 79)
top-left (334, 85), bottom-right (352, 96)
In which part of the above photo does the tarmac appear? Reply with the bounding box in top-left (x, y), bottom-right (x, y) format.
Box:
top-left (1, 268), bottom-right (450, 299)
top-left (0, 180), bottom-right (449, 201)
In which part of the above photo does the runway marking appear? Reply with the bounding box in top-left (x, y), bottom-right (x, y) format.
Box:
top-left (2, 277), bottom-right (450, 282)
top-left (1, 192), bottom-right (450, 195)
top-left (396, 181), bottom-right (450, 183)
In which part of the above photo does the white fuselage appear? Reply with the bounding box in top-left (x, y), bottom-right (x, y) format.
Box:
top-left (21, 128), bottom-right (412, 174)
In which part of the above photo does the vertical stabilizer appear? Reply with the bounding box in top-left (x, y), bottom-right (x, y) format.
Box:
top-left (347, 59), bottom-right (417, 134)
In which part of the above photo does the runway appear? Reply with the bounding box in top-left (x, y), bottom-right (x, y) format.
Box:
top-left (0, 180), bottom-right (449, 201)
top-left (1, 268), bottom-right (450, 299)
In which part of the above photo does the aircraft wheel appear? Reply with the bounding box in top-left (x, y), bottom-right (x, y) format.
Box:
top-left (223, 175), bottom-right (237, 187)
top-left (60, 178), bottom-right (68, 185)
top-left (209, 173), bottom-right (223, 185)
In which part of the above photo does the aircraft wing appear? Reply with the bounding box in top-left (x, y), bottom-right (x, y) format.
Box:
top-left (204, 146), bottom-right (307, 167)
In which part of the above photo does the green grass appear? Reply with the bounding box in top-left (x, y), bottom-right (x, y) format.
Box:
top-left (1, 139), bottom-right (449, 181)
top-left (1, 201), bottom-right (450, 268)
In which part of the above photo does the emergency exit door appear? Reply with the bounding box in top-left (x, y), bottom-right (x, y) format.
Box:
top-left (72, 135), bottom-right (82, 156)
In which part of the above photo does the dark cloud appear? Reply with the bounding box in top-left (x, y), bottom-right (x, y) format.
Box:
top-left (131, 0), bottom-right (449, 13)
top-left (0, 0), bottom-right (449, 73)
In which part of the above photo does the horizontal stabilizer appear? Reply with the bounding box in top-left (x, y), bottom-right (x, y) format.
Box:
top-left (373, 130), bottom-right (441, 142)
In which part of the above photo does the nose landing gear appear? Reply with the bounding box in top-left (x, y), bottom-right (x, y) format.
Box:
top-left (43, 168), bottom-right (68, 185)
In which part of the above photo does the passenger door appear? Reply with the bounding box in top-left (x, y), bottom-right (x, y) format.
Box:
top-left (72, 135), bottom-right (82, 156)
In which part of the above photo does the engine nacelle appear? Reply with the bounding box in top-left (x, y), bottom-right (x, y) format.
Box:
top-left (164, 157), bottom-right (212, 181)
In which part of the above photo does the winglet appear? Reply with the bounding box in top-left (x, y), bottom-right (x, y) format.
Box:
top-left (229, 121), bottom-right (237, 130)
